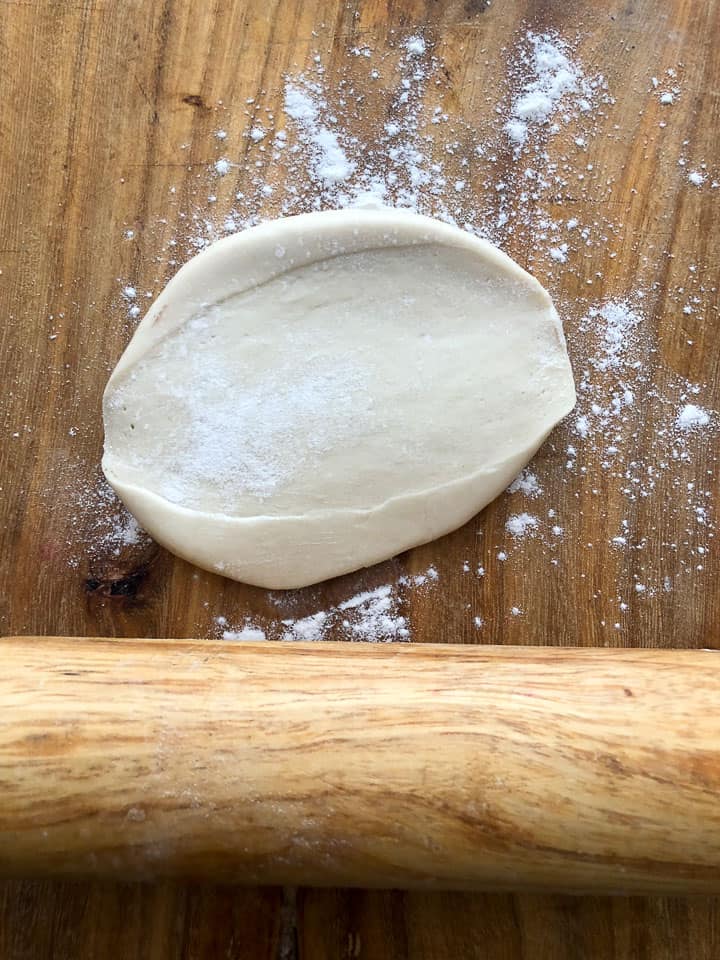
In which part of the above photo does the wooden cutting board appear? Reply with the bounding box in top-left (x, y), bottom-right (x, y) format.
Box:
top-left (1, 0), bottom-right (719, 957)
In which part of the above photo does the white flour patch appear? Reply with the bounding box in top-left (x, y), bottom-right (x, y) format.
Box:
top-left (508, 469), bottom-right (543, 497)
top-left (284, 83), bottom-right (355, 185)
top-left (503, 32), bottom-right (597, 148)
top-left (282, 610), bottom-right (329, 642)
top-left (405, 36), bottom-right (427, 56)
top-left (213, 567), bottom-right (439, 644)
top-left (222, 624), bottom-right (267, 642)
top-left (677, 404), bottom-right (710, 431)
top-left (338, 584), bottom-right (410, 640)
top-left (506, 513), bottom-right (540, 538)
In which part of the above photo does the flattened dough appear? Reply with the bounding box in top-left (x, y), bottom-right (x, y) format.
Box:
top-left (102, 209), bottom-right (575, 588)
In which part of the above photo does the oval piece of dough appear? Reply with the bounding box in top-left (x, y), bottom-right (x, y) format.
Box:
top-left (102, 209), bottom-right (575, 588)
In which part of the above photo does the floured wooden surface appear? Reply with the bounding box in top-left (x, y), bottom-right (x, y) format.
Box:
top-left (1, 0), bottom-right (719, 957)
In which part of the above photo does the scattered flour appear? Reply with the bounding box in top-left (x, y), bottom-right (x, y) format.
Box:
top-left (506, 513), bottom-right (540, 538)
top-left (213, 568), bottom-right (438, 644)
top-left (284, 83), bottom-right (355, 185)
top-left (338, 584), bottom-right (409, 640)
top-left (282, 611), bottom-right (328, 642)
top-left (507, 469), bottom-right (542, 497)
top-left (271, 40), bottom-right (465, 218)
top-left (405, 36), bottom-right (427, 57)
top-left (64, 474), bottom-right (150, 566)
top-left (546, 295), bottom-right (716, 603)
top-left (58, 26), bottom-right (717, 639)
top-left (677, 404), bottom-right (710, 431)
top-left (223, 624), bottom-right (267, 642)
top-left (503, 32), bottom-right (599, 148)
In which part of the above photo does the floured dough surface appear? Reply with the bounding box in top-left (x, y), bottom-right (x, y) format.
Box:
top-left (103, 209), bottom-right (575, 588)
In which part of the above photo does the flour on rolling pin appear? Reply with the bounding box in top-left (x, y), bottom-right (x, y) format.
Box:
top-left (55, 29), bottom-right (716, 632)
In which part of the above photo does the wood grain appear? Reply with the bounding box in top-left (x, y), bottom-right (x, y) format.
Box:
top-left (1, 0), bottom-right (719, 956)
top-left (4, 638), bottom-right (720, 893)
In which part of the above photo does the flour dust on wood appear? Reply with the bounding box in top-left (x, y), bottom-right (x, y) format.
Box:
top-left (46, 24), bottom-right (718, 640)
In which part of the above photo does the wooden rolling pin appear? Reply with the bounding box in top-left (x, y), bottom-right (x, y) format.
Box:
top-left (2, 636), bottom-right (720, 893)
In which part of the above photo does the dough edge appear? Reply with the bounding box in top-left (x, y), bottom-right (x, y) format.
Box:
top-left (104, 208), bottom-right (565, 387)
top-left (103, 438), bottom-right (556, 589)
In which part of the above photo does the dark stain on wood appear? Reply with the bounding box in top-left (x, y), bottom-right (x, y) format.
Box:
top-left (464, 0), bottom-right (491, 14)
top-left (181, 94), bottom-right (209, 109)
top-left (85, 566), bottom-right (150, 601)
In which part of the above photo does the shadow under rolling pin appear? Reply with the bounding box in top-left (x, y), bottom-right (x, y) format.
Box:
top-left (1, 637), bottom-right (719, 893)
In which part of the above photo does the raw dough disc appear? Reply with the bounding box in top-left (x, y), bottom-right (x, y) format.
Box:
top-left (102, 209), bottom-right (575, 588)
